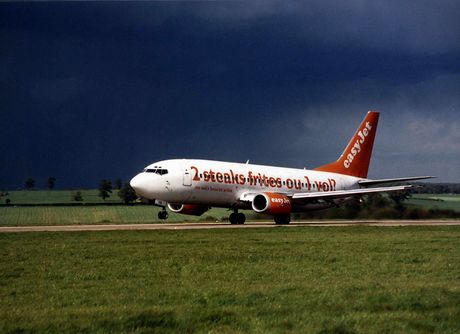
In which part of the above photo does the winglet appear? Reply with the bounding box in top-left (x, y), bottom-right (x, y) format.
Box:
top-left (315, 111), bottom-right (379, 178)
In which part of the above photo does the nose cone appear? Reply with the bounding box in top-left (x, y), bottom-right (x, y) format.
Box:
top-left (130, 174), bottom-right (142, 190)
top-left (130, 173), bottom-right (151, 198)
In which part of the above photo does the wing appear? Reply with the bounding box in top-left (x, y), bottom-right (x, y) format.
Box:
top-left (239, 185), bottom-right (411, 204)
top-left (291, 185), bottom-right (411, 201)
top-left (358, 176), bottom-right (434, 187)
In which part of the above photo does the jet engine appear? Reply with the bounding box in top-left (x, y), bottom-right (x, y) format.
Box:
top-left (252, 193), bottom-right (292, 215)
top-left (167, 203), bottom-right (209, 216)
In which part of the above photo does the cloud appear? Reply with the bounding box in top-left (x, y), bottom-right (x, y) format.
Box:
top-left (3, 1), bottom-right (460, 56)
top-left (185, 0), bottom-right (460, 55)
top-left (250, 71), bottom-right (460, 181)
top-left (1, 2), bottom-right (459, 188)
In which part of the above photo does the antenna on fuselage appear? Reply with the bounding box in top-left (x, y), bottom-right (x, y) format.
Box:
top-left (246, 160), bottom-right (250, 164)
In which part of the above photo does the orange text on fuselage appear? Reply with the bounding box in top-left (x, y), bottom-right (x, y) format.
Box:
top-left (190, 166), bottom-right (336, 191)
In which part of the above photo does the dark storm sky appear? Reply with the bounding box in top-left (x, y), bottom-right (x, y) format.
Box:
top-left (1, 1), bottom-right (460, 189)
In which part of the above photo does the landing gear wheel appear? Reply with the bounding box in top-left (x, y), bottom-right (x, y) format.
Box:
top-left (274, 215), bottom-right (290, 225)
top-left (158, 210), bottom-right (168, 220)
top-left (229, 212), bottom-right (238, 225)
top-left (229, 211), bottom-right (246, 224)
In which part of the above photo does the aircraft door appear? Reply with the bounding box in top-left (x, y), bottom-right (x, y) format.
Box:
top-left (183, 167), bottom-right (192, 186)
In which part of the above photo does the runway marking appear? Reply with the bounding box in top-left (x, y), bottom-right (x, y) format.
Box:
top-left (1, 220), bottom-right (460, 233)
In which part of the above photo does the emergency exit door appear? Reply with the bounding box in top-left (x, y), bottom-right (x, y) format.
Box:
top-left (183, 167), bottom-right (192, 186)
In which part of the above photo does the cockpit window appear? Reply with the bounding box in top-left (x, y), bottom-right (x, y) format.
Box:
top-left (144, 168), bottom-right (168, 175)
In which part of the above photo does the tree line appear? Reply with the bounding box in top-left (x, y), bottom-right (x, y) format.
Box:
top-left (24, 176), bottom-right (56, 190)
top-left (1, 177), bottom-right (137, 204)
top-left (96, 179), bottom-right (137, 204)
top-left (70, 179), bottom-right (137, 204)
top-left (293, 191), bottom-right (460, 220)
top-left (71, 179), bottom-right (137, 204)
top-left (411, 183), bottom-right (460, 194)
top-left (21, 177), bottom-right (124, 191)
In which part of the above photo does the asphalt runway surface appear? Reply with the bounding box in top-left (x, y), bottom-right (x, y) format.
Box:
top-left (1, 220), bottom-right (460, 233)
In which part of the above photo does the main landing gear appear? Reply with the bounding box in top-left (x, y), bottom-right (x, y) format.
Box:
top-left (229, 209), bottom-right (246, 225)
top-left (158, 209), bottom-right (168, 220)
top-left (274, 215), bottom-right (291, 225)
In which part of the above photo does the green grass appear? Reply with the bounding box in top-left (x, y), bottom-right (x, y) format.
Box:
top-left (3, 190), bottom-right (122, 205)
top-left (1, 227), bottom-right (460, 333)
top-left (1, 191), bottom-right (458, 226)
top-left (0, 206), bottom-right (245, 226)
top-left (0, 190), bottom-right (255, 226)
top-left (407, 194), bottom-right (460, 212)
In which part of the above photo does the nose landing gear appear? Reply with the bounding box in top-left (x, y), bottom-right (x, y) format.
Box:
top-left (229, 209), bottom-right (246, 224)
top-left (158, 209), bottom-right (168, 220)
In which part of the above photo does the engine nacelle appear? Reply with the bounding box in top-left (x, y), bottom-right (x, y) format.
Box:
top-left (167, 203), bottom-right (209, 216)
top-left (252, 193), bottom-right (292, 215)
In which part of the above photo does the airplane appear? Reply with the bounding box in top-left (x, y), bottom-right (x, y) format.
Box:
top-left (130, 111), bottom-right (433, 224)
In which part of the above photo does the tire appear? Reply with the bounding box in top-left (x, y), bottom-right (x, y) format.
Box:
top-left (237, 213), bottom-right (246, 224)
top-left (229, 212), bottom-right (238, 224)
top-left (274, 215), bottom-right (290, 224)
top-left (158, 211), bottom-right (168, 220)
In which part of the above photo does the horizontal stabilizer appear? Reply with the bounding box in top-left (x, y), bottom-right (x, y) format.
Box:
top-left (358, 176), bottom-right (435, 187)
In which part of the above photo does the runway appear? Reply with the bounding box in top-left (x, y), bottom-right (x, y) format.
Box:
top-left (1, 220), bottom-right (460, 233)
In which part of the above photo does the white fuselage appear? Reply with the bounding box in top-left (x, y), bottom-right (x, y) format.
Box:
top-left (130, 159), bottom-right (361, 211)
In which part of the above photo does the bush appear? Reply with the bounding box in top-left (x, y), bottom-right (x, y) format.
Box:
top-left (403, 208), bottom-right (430, 220)
top-left (72, 191), bottom-right (83, 202)
top-left (371, 207), bottom-right (401, 219)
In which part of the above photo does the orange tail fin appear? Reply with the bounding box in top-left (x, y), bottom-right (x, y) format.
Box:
top-left (315, 111), bottom-right (379, 178)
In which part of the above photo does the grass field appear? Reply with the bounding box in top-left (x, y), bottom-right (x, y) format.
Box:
top-left (0, 206), bottom-right (251, 226)
top-left (2, 190), bottom-right (122, 205)
top-left (1, 227), bottom-right (460, 333)
top-left (4, 191), bottom-right (460, 212)
top-left (0, 191), bottom-right (458, 226)
top-left (0, 190), bottom-right (257, 226)
top-left (408, 194), bottom-right (460, 212)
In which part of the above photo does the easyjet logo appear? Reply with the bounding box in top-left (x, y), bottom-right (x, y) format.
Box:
top-left (271, 197), bottom-right (290, 205)
top-left (344, 122), bottom-right (372, 168)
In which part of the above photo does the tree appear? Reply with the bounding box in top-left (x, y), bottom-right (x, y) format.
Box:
top-left (365, 193), bottom-right (390, 209)
top-left (115, 178), bottom-right (123, 190)
top-left (47, 176), bottom-right (56, 190)
top-left (25, 178), bottom-right (35, 190)
top-left (98, 179), bottom-right (112, 200)
top-left (389, 190), bottom-right (411, 216)
top-left (118, 183), bottom-right (137, 204)
top-left (389, 190), bottom-right (411, 206)
top-left (72, 191), bottom-right (83, 202)
top-left (1, 191), bottom-right (10, 205)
